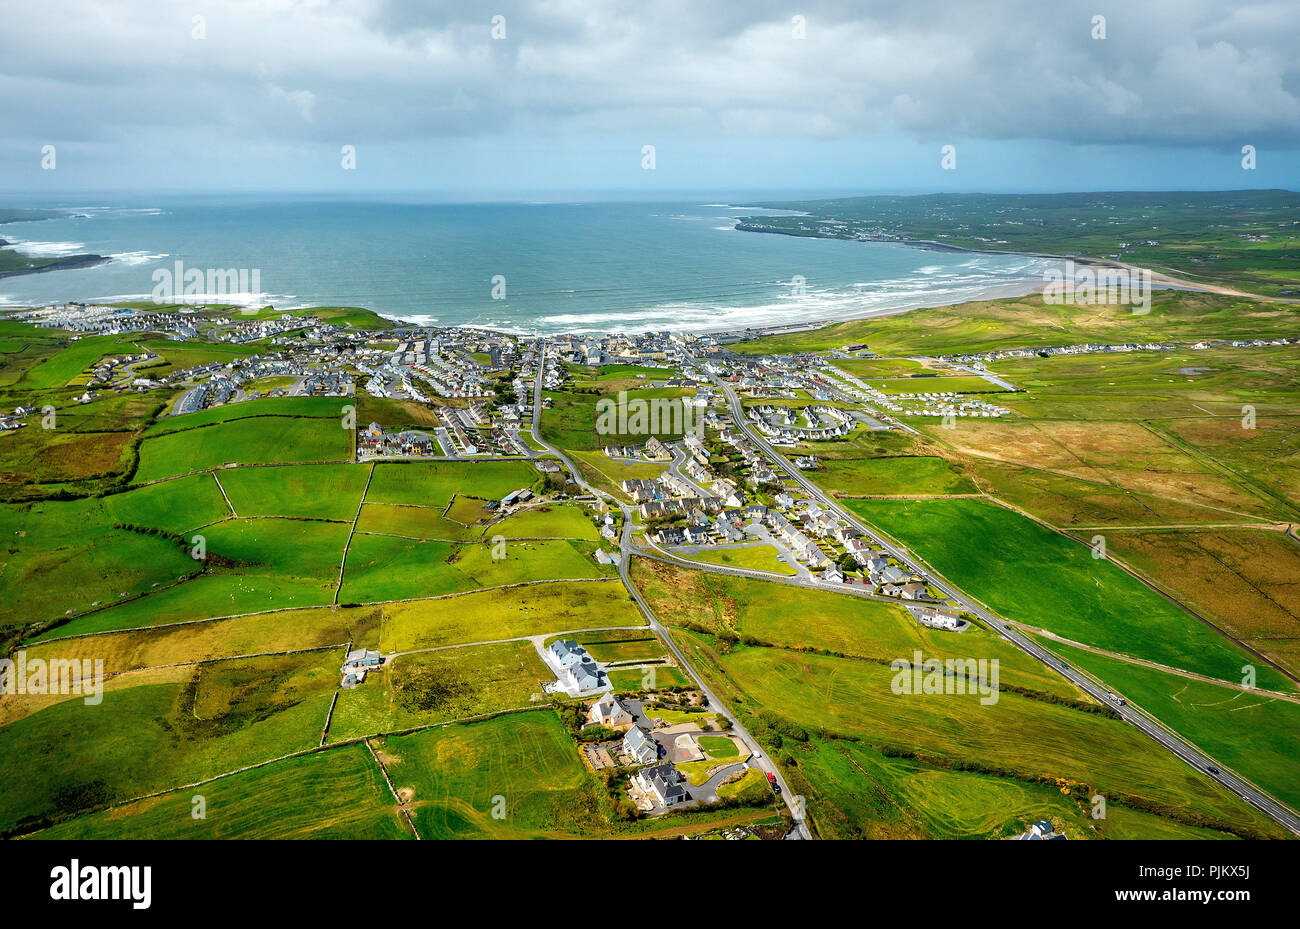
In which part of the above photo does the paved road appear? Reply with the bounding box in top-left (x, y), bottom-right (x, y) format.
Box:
top-left (712, 375), bottom-right (1300, 837)
top-left (527, 344), bottom-right (808, 838)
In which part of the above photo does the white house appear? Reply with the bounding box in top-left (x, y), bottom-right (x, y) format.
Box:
top-left (623, 725), bottom-right (660, 766)
top-left (634, 762), bottom-right (687, 807)
top-left (548, 639), bottom-right (588, 670)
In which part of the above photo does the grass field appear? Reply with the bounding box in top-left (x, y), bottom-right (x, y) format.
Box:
top-left (811, 455), bottom-right (976, 497)
top-left (1101, 528), bottom-right (1300, 679)
top-left (380, 581), bottom-right (644, 653)
top-left (608, 665), bottom-right (691, 691)
top-left (680, 544), bottom-right (796, 576)
top-left (1039, 639), bottom-right (1300, 813)
top-left (632, 558), bottom-right (1082, 700)
top-left (673, 629), bottom-right (1285, 839)
top-left (564, 630), bottom-right (666, 663)
top-left (218, 462), bottom-right (370, 521)
top-left (380, 711), bottom-right (610, 839)
top-left (32, 744), bottom-right (410, 839)
top-left (365, 460), bottom-right (537, 507)
top-left (325, 641), bottom-right (548, 741)
top-left (487, 504), bottom-right (601, 540)
top-left (340, 536), bottom-right (614, 604)
top-left (145, 396), bottom-right (345, 436)
top-left (354, 503), bottom-right (482, 541)
top-left (781, 734), bottom-right (1240, 840)
top-left (27, 572), bottom-right (339, 640)
top-left (699, 735), bottom-right (741, 758)
top-left (0, 498), bottom-right (199, 630)
top-left (964, 456), bottom-right (1272, 529)
top-left (1158, 414), bottom-right (1300, 516)
top-left (0, 650), bottom-right (338, 836)
top-left (101, 472), bottom-right (233, 533)
top-left (927, 419), bottom-right (1284, 520)
top-left (134, 415), bottom-right (352, 482)
top-left (844, 498), bottom-right (1294, 691)
top-left (24, 605), bottom-right (378, 675)
top-left (542, 385), bottom-right (692, 453)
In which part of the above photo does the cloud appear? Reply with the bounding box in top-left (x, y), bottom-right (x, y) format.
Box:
top-left (265, 83), bottom-right (317, 122)
top-left (0, 0), bottom-right (1296, 188)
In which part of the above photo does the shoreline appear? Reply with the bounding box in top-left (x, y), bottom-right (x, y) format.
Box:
top-left (2, 215), bottom-right (1287, 337)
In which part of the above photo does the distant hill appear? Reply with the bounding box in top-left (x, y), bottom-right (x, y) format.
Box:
top-left (736, 190), bottom-right (1300, 298)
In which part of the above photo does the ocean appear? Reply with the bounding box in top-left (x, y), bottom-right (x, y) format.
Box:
top-left (0, 197), bottom-right (1063, 334)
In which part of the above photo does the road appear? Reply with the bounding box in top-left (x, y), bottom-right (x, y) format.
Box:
top-left (712, 374), bottom-right (1300, 837)
top-left (529, 342), bottom-right (810, 837)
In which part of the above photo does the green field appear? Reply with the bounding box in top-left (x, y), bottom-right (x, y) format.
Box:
top-left (380, 711), bottom-right (609, 839)
top-left (488, 504), bottom-right (601, 540)
top-left (32, 744), bottom-right (410, 839)
top-left (681, 544), bottom-right (796, 576)
top-left (325, 641), bottom-right (548, 741)
top-left (218, 462), bottom-right (370, 521)
top-left (380, 581), bottom-right (645, 653)
top-left (843, 498), bottom-right (1294, 691)
top-left (673, 629), bottom-right (1284, 839)
top-left (134, 415), bottom-right (352, 482)
top-left (1040, 640), bottom-right (1300, 813)
top-left (633, 558), bottom-right (1080, 700)
top-left (0, 650), bottom-right (338, 837)
top-left (698, 735), bottom-right (741, 758)
top-left (542, 385), bottom-right (692, 452)
top-left (810, 455), bottom-right (976, 497)
top-left (0, 498), bottom-right (199, 630)
top-left (100, 472), bottom-right (233, 533)
top-left (145, 396), bottom-right (345, 436)
top-left (365, 460), bottom-right (537, 507)
top-left (340, 535), bottom-right (614, 603)
top-left (354, 502), bottom-right (482, 541)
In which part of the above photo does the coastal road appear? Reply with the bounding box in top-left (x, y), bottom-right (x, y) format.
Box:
top-left (712, 374), bottom-right (1300, 837)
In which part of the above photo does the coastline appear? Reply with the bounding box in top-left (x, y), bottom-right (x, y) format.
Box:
top-left (706, 222), bottom-right (1297, 342)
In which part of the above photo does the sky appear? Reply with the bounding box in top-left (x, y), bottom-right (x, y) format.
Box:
top-left (2, 0), bottom-right (1298, 196)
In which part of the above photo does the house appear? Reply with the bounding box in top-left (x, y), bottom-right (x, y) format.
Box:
top-left (917, 607), bottom-right (965, 630)
top-left (500, 488), bottom-right (533, 508)
top-left (823, 562), bottom-right (844, 583)
top-left (594, 549), bottom-right (619, 565)
top-left (898, 582), bottom-right (928, 600)
top-left (643, 436), bottom-right (672, 461)
top-left (1016, 820), bottom-right (1067, 841)
top-left (588, 692), bottom-right (634, 730)
top-left (876, 565), bottom-right (908, 586)
top-left (623, 725), bottom-right (660, 765)
top-left (635, 762), bottom-right (688, 807)
top-left (563, 657), bottom-right (605, 693)
top-left (343, 648), bottom-right (382, 671)
top-left (548, 639), bottom-right (588, 670)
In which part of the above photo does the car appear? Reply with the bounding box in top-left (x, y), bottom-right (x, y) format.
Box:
top-left (1206, 766), bottom-right (1219, 775)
